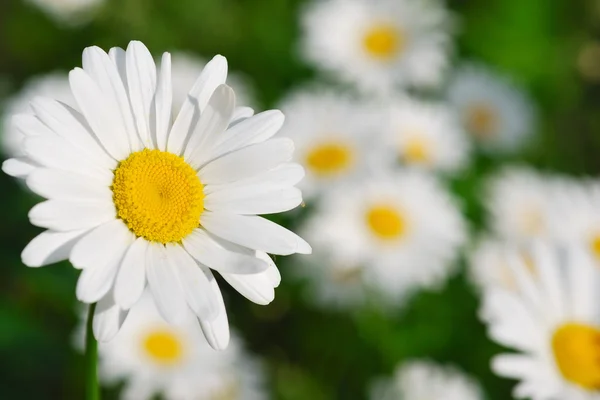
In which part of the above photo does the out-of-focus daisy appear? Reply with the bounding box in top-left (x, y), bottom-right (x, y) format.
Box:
top-left (302, 171), bottom-right (466, 305)
top-left (484, 243), bottom-right (600, 399)
top-left (1, 73), bottom-right (74, 166)
top-left (300, 0), bottom-right (455, 95)
top-left (170, 52), bottom-right (256, 115)
top-left (25, 0), bottom-right (103, 25)
top-left (97, 291), bottom-right (266, 400)
top-left (3, 41), bottom-right (309, 348)
top-left (369, 360), bottom-right (483, 400)
top-left (448, 63), bottom-right (536, 153)
top-left (384, 98), bottom-right (470, 173)
top-left (278, 88), bottom-right (379, 199)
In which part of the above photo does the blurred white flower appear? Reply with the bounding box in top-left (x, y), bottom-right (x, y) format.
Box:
top-left (484, 243), bottom-right (600, 400)
top-left (1, 73), bottom-right (74, 165)
top-left (300, 0), bottom-right (455, 95)
top-left (301, 170), bottom-right (466, 306)
top-left (369, 360), bottom-right (483, 400)
top-left (25, 0), bottom-right (103, 25)
top-left (278, 88), bottom-right (380, 199)
top-left (97, 291), bottom-right (267, 400)
top-left (384, 98), bottom-right (470, 174)
top-left (448, 63), bottom-right (537, 153)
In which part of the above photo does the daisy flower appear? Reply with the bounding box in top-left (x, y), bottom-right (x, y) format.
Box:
top-left (25, 0), bottom-right (103, 25)
top-left (484, 243), bottom-right (600, 399)
top-left (96, 291), bottom-right (266, 400)
top-left (3, 41), bottom-right (310, 348)
top-left (300, 0), bottom-right (455, 95)
top-left (369, 360), bottom-right (483, 400)
top-left (302, 170), bottom-right (466, 306)
top-left (448, 63), bottom-right (537, 153)
top-left (384, 98), bottom-right (470, 174)
top-left (278, 88), bottom-right (379, 199)
top-left (1, 73), bottom-right (74, 165)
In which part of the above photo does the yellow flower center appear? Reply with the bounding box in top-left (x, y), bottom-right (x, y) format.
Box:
top-left (366, 205), bottom-right (406, 240)
top-left (112, 149), bottom-right (204, 244)
top-left (590, 234), bottom-right (600, 259)
top-left (552, 323), bottom-right (600, 389)
top-left (466, 104), bottom-right (497, 138)
top-left (305, 142), bottom-right (353, 177)
top-left (143, 329), bottom-right (183, 365)
top-left (403, 136), bottom-right (431, 165)
top-left (363, 24), bottom-right (404, 60)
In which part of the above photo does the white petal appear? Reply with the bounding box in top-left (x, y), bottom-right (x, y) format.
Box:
top-left (184, 84), bottom-right (235, 169)
top-left (69, 68), bottom-right (130, 160)
top-left (182, 229), bottom-right (269, 274)
top-left (257, 251), bottom-right (281, 287)
top-left (26, 168), bottom-right (112, 201)
top-left (114, 237), bottom-right (148, 310)
top-left (165, 244), bottom-right (220, 320)
top-left (198, 277), bottom-right (230, 350)
top-left (167, 55), bottom-right (228, 155)
top-left (12, 113), bottom-right (53, 137)
top-left (29, 200), bottom-right (115, 232)
top-left (146, 243), bottom-right (188, 324)
top-left (205, 186), bottom-right (302, 215)
top-left (199, 138), bottom-right (294, 185)
top-left (2, 158), bottom-right (37, 178)
top-left (126, 41), bottom-right (157, 148)
top-left (204, 163), bottom-right (305, 195)
top-left (155, 52), bottom-right (172, 151)
top-left (22, 229), bottom-right (88, 267)
top-left (108, 47), bottom-right (128, 91)
top-left (230, 107), bottom-right (254, 126)
top-left (221, 269), bottom-right (275, 305)
top-left (212, 110), bottom-right (284, 158)
top-left (93, 292), bottom-right (129, 342)
top-left (201, 211), bottom-right (311, 255)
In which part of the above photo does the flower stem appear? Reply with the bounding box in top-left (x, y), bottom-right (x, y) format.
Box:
top-left (85, 303), bottom-right (100, 400)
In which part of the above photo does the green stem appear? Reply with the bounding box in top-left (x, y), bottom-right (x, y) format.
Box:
top-left (85, 303), bottom-right (100, 400)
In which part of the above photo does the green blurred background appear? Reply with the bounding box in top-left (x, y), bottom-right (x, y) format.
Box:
top-left (0, 0), bottom-right (598, 398)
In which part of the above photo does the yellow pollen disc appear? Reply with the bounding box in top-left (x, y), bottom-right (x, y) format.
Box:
top-left (552, 323), bottom-right (600, 389)
top-left (366, 205), bottom-right (406, 240)
top-left (590, 234), bottom-right (600, 259)
top-left (306, 142), bottom-right (353, 177)
top-left (112, 149), bottom-right (204, 244)
top-left (143, 329), bottom-right (183, 365)
top-left (403, 136), bottom-right (431, 165)
top-left (466, 104), bottom-right (497, 138)
top-left (363, 24), bottom-right (404, 60)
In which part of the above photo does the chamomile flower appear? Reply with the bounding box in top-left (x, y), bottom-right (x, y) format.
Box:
top-left (369, 360), bottom-right (483, 400)
top-left (3, 41), bottom-right (310, 348)
top-left (300, 0), bottom-right (455, 95)
top-left (302, 171), bottom-right (466, 306)
top-left (1, 73), bottom-right (74, 168)
top-left (97, 291), bottom-right (266, 400)
top-left (384, 98), bottom-right (470, 173)
top-left (448, 63), bottom-right (537, 153)
top-left (25, 0), bottom-right (103, 25)
top-left (171, 52), bottom-right (255, 115)
top-left (278, 88), bottom-right (379, 199)
top-left (484, 243), bottom-right (600, 399)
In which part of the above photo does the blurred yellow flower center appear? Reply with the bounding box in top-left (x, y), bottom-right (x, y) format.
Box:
top-left (306, 142), bottom-right (353, 176)
top-left (363, 24), bottom-right (404, 60)
top-left (466, 104), bottom-right (497, 138)
top-left (143, 329), bottom-right (183, 364)
top-left (552, 323), bottom-right (600, 389)
top-left (590, 234), bottom-right (600, 259)
top-left (366, 205), bottom-right (406, 240)
top-left (112, 149), bottom-right (204, 244)
top-left (403, 136), bottom-right (431, 165)
top-left (521, 208), bottom-right (544, 237)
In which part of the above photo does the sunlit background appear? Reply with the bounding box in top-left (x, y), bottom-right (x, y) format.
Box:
top-left (1, 0), bottom-right (600, 399)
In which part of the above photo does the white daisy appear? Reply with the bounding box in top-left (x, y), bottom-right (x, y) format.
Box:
top-left (170, 52), bottom-right (255, 116)
top-left (448, 63), bottom-right (537, 153)
top-left (3, 41), bottom-right (310, 348)
top-left (278, 88), bottom-right (379, 199)
top-left (384, 98), bottom-right (470, 174)
top-left (484, 242), bottom-right (600, 400)
top-left (96, 290), bottom-right (266, 400)
top-left (25, 0), bottom-right (103, 25)
top-left (302, 170), bottom-right (466, 306)
top-left (1, 73), bottom-right (74, 163)
top-left (369, 360), bottom-right (483, 400)
top-left (300, 0), bottom-right (455, 95)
